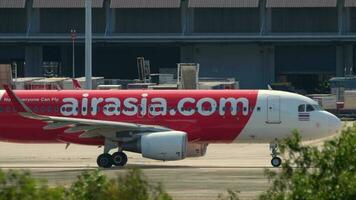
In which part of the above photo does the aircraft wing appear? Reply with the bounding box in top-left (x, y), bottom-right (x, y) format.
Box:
top-left (3, 85), bottom-right (171, 139)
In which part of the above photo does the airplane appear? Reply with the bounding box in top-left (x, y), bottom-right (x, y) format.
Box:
top-left (0, 85), bottom-right (341, 168)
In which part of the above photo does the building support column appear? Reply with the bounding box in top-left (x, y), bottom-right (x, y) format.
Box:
top-left (185, 3), bottom-right (194, 33)
top-left (260, 0), bottom-right (272, 34)
top-left (105, 0), bottom-right (115, 35)
top-left (338, 0), bottom-right (346, 34)
top-left (181, 0), bottom-right (187, 34)
top-left (25, 46), bottom-right (43, 76)
top-left (345, 8), bottom-right (351, 32)
top-left (260, 0), bottom-right (270, 34)
top-left (26, 0), bottom-right (40, 34)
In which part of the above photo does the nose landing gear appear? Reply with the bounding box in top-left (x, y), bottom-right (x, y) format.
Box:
top-left (269, 143), bottom-right (282, 167)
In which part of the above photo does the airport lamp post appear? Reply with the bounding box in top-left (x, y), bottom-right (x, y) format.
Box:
top-left (70, 29), bottom-right (76, 78)
top-left (85, 0), bottom-right (92, 89)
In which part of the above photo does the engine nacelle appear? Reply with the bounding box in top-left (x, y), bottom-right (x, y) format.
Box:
top-left (122, 131), bottom-right (188, 161)
top-left (186, 143), bottom-right (208, 157)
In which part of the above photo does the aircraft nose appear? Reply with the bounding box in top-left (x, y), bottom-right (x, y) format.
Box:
top-left (327, 113), bottom-right (341, 135)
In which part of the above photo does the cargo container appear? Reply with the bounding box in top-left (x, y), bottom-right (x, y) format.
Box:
top-left (343, 90), bottom-right (356, 110)
top-left (13, 77), bottom-right (43, 89)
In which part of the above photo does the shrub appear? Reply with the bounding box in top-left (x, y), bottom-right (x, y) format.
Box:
top-left (259, 125), bottom-right (356, 200)
top-left (0, 170), bottom-right (65, 200)
top-left (217, 189), bottom-right (240, 200)
top-left (0, 168), bottom-right (172, 200)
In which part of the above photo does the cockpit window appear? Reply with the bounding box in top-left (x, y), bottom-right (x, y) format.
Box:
top-left (298, 104), bottom-right (305, 112)
top-left (312, 104), bottom-right (322, 111)
top-left (306, 104), bottom-right (314, 112)
top-left (299, 104), bottom-right (322, 112)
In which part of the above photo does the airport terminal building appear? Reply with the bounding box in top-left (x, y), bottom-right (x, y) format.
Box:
top-left (0, 0), bottom-right (356, 91)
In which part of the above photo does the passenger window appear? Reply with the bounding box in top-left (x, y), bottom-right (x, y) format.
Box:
top-left (33, 106), bottom-right (39, 112)
top-left (40, 106), bottom-right (46, 112)
top-left (0, 106), bottom-right (2, 112)
top-left (257, 107), bottom-right (261, 112)
top-left (306, 104), bottom-right (314, 112)
top-left (298, 105), bottom-right (305, 112)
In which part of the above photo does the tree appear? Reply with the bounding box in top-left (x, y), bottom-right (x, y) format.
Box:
top-left (259, 125), bottom-right (356, 200)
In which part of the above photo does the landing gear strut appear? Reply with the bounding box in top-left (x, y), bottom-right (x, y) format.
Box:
top-left (97, 139), bottom-right (128, 168)
top-left (269, 143), bottom-right (282, 167)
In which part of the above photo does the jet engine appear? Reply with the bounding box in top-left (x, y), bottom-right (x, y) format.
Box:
top-left (186, 143), bottom-right (208, 157)
top-left (122, 131), bottom-right (188, 161)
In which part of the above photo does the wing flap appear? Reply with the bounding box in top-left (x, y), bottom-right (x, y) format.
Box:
top-left (43, 122), bottom-right (74, 130)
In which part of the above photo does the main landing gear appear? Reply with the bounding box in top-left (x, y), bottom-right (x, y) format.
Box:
top-left (97, 152), bottom-right (128, 168)
top-left (97, 139), bottom-right (128, 168)
top-left (269, 143), bottom-right (282, 167)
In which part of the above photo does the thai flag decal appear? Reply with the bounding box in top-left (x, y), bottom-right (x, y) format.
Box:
top-left (298, 112), bottom-right (310, 121)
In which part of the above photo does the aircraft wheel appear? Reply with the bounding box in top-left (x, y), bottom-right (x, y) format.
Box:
top-left (97, 153), bottom-right (113, 168)
top-left (112, 152), bottom-right (128, 167)
top-left (271, 157), bottom-right (282, 167)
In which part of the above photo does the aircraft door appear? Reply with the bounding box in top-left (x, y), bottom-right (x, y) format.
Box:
top-left (266, 96), bottom-right (281, 124)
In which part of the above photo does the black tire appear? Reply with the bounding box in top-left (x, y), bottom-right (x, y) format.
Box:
top-left (112, 152), bottom-right (128, 167)
top-left (97, 153), bottom-right (113, 168)
top-left (271, 157), bottom-right (282, 167)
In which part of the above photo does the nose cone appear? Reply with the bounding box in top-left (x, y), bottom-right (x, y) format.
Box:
top-left (327, 113), bottom-right (342, 135)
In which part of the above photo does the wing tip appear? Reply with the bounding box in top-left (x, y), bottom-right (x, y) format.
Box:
top-left (3, 84), bottom-right (31, 113)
